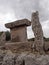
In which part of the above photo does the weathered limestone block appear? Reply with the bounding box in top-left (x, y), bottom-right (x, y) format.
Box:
top-left (16, 53), bottom-right (27, 65)
top-left (0, 50), bottom-right (7, 65)
top-left (0, 51), bottom-right (49, 65)
top-left (5, 19), bottom-right (31, 28)
top-left (24, 54), bottom-right (49, 65)
top-left (24, 56), bottom-right (40, 65)
top-left (5, 19), bottom-right (31, 42)
top-left (2, 50), bottom-right (16, 65)
top-left (31, 11), bottom-right (44, 53)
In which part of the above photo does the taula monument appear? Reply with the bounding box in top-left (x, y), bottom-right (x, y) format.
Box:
top-left (5, 11), bottom-right (45, 54)
top-left (5, 19), bottom-right (31, 42)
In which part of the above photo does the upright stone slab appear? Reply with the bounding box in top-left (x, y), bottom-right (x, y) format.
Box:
top-left (5, 19), bottom-right (31, 42)
top-left (31, 11), bottom-right (44, 53)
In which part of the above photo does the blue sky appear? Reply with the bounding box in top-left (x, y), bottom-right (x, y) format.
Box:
top-left (0, 0), bottom-right (49, 38)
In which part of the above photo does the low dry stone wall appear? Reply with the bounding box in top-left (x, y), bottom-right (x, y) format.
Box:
top-left (4, 41), bottom-right (49, 53)
top-left (5, 41), bottom-right (33, 53)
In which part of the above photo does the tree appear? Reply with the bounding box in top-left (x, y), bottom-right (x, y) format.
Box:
top-left (5, 31), bottom-right (11, 41)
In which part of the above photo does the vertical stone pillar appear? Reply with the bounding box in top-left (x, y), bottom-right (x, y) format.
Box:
top-left (31, 11), bottom-right (44, 53)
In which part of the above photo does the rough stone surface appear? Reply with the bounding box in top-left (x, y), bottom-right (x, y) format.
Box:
top-left (16, 53), bottom-right (27, 65)
top-left (5, 19), bottom-right (31, 28)
top-left (0, 51), bottom-right (49, 65)
top-left (0, 32), bottom-right (6, 46)
top-left (15, 53), bottom-right (49, 65)
top-left (5, 41), bottom-right (32, 53)
top-left (2, 50), bottom-right (16, 65)
top-left (25, 54), bottom-right (49, 65)
top-left (24, 55), bottom-right (40, 65)
top-left (0, 50), bottom-right (7, 65)
top-left (31, 11), bottom-right (44, 53)
top-left (25, 58), bottom-right (40, 65)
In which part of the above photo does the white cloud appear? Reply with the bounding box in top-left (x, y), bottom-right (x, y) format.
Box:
top-left (0, 12), bottom-right (16, 31)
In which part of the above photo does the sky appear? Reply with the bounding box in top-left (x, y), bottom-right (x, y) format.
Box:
top-left (0, 0), bottom-right (49, 39)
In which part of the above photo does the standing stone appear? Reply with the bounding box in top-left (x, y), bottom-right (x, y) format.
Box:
top-left (31, 11), bottom-right (44, 54)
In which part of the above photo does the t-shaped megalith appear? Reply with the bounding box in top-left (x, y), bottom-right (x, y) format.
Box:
top-left (5, 19), bottom-right (31, 42)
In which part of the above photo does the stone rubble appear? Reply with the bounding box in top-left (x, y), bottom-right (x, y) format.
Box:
top-left (0, 51), bottom-right (49, 65)
top-left (2, 50), bottom-right (15, 65)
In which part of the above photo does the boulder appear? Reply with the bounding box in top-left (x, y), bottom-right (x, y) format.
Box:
top-left (2, 50), bottom-right (16, 65)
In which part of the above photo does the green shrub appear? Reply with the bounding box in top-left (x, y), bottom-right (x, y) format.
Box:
top-left (5, 31), bottom-right (11, 41)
